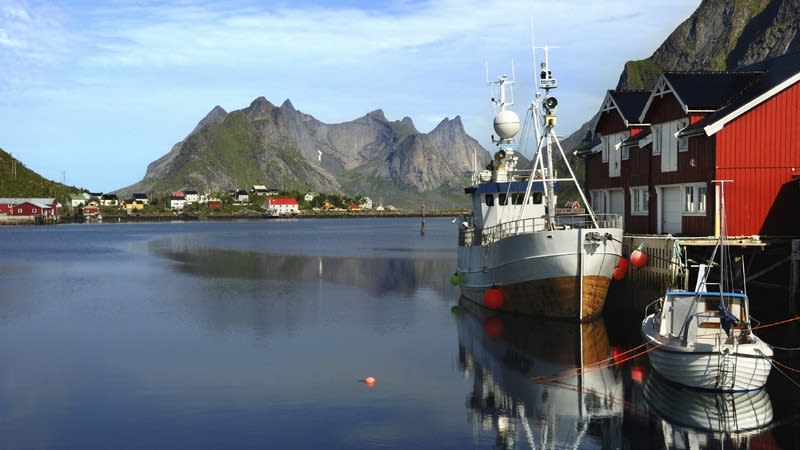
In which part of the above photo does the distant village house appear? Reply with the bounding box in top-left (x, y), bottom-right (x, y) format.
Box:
top-left (263, 197), bottom-right (299, 216)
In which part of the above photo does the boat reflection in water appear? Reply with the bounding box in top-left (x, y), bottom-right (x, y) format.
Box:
top-left (643, 373), bottom-right (773, 449)
top-left (455, 298), bottom-right (624, 449)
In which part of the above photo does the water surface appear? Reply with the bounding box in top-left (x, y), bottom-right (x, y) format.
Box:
top-left (0, 217), bottom-right (797, 449)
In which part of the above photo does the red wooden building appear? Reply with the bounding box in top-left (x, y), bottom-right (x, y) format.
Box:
top-left (0, 198), bottom-right (58, 217)
top-left (584, 50), bottom-right (800, 238)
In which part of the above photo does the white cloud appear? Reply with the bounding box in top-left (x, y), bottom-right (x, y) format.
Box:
top-left (0, 0), bottom-right (702, 191)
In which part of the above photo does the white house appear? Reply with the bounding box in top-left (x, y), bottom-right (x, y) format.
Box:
top-left (184, 190), bottom-right (200, 204)
top-left (263, 197), bottom-right (299, 216)
top-left (167, 192), bottom-right (186, 210)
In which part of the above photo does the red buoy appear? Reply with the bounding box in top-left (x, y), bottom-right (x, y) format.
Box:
top-left (483, 286), bottom-right (504, 310)
top-left (612, 266), bottom-right (626, 280)
top-left (616, 256), bottom-right (629, 272)
top-left (630, 243), bottom-right (649, 268)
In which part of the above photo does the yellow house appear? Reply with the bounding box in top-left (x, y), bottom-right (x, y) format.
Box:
top-left (123, 200), bottom-right (145, 212)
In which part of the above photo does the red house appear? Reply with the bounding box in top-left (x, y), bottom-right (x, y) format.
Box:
top-left (585, 49), bottom-right (800, 238)
top-left (0, 198), bottom-right (58, 217)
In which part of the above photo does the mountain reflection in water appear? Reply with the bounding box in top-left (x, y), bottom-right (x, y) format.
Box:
top-left (153, 245), bottom-right (454, 298)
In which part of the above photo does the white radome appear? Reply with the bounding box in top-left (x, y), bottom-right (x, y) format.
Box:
top-left (493, 110), bottom-right (520, 140)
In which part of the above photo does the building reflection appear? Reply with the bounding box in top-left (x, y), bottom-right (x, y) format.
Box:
top-left (454, 298), bottom-right (624, 449)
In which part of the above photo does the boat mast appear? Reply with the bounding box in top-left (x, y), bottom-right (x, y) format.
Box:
top-left (533, 46), bottom-right (599, 228)
top-left (538, 46), bottom-right (558, 227)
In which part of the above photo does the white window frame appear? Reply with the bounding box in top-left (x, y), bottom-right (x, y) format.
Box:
top-left (651, 125), bottom-right (661, 156)
top-left (683, 183), bottom-right (707, 215)
top-left (678, 118), bottom-right (689, 152)
top-left (631, 186), bottom-right (649, 215)
top-left (607, 131), bottom-right (625, 178)
top-left (591, 190), bottom-right (608, 214)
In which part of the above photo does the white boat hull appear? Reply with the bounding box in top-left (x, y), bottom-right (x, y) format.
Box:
top-left (641, 315), bottom-right (773, 392)
top-left (458, 226), bottom-right (623, 321)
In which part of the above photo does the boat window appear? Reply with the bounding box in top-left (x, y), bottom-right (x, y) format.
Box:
top-left (498, 193), bottom-right (508, 205)
top-left (531, 192), bottom-right (543, 204)
top-left (485, 194), bottom-right (494, 206)
top-left (511, 193), bottom-right (525, 205)
top-left (704, 297), bottom-right (720, 313)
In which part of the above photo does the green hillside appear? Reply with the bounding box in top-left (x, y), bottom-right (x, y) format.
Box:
top-left (0, 148), bottom-right (82, 203)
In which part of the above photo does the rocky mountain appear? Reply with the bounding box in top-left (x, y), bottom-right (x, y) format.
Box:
top-left (118, 98), bottom-right (486, 209)
top-left (119, 0), bottom-right (800, 209)
top-left (619, 0), bottom-right (800, 90)
top-left (565, 0), bottom-right (800, 159)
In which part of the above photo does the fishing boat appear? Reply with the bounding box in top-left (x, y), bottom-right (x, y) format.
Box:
top-left (641, 180), bottom-right (773, 391)
top-left (454, 48), bottom-right (624, 321)
top-left (455, 300), bottom-right (624, 449)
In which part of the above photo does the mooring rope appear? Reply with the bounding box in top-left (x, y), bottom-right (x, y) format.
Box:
top-left (530, 341), bottom-right (662, 384)
top-left (750, 315), bottom-right (800, 331)
top-left (763, 355), bottom-right (800, 390)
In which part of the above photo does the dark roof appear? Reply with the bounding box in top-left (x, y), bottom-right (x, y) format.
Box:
top-left (574, 132), bottom-right (602, 157)
top-left (683, 49), bottom-right (800, 136)
top-left (661, 71), bottom-right (763, 111)
top-left (609, 90), bottom-right (650, 124)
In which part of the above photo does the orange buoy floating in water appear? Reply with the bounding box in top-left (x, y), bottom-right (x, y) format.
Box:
top-left (364, 376), bottom-right (376, 386)
top-left (483, 286), bottom-right (504, 310)
top-left (630, 243), bottom-right (649, 268)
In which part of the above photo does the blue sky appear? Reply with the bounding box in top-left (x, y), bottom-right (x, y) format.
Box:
top-left (1, 0), bottom-right (701, 192)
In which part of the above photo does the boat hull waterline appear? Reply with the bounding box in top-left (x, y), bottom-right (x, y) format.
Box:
top-left (458, 226), bottom-right (623, 321)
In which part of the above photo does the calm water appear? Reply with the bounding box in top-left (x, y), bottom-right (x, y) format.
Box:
top-left (0, 217), bottom-right (797, 449)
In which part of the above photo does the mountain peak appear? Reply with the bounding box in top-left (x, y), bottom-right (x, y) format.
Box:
top-left (280, 99), bottom-right (296, 111)
top-left (367, 109), bottom-right (386, 120)
top-left (192, 105), bottom-right (228, 133)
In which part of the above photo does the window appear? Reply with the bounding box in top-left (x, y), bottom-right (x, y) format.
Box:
top-left (631, 186), bottom-right (649, 215)
top-left (684, 184), bottom-right (707, 214)
top-left (485, 194), bottom-right (494, 206)
top-left (652, 125), bottom-right (661, 156)
top-left (591, 190), bottom-right (607, 213)
top-left (511, 193), bottom-right (525, 205)
top-left (498, 193), bottom-right (507, 205)
top-left (602, 135), bottom-right (609, 162)
top-left (531, 192), bottom-right (543, 204)
top-left (678, 118), bottom-right (689, 152)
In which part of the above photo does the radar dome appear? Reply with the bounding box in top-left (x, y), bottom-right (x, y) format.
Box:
top-left (493, 110), bottom-right (520, 140)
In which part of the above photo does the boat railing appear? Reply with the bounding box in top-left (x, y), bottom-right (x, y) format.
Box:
top-left (458, 213), bottom-right (623, 247)
top-left (644, 297), bottom-right (663, 320)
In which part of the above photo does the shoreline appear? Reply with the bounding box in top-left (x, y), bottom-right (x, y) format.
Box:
top-left (14, 209), bottom-right (467, 225)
